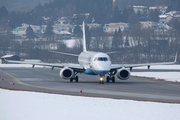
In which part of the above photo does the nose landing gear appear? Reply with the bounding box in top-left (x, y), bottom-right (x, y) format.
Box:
top-left (99, 75), bottom-right (104, 84)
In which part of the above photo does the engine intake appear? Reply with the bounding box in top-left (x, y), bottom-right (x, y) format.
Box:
top-left (116, 68), bottom-right (130, 80)
top-left (59, 67), bottom-right (73, 79)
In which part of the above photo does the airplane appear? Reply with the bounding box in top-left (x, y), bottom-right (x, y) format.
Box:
top-left (7, 22), bottom-right (178, 84)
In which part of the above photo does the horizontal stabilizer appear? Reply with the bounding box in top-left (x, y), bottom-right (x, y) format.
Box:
top-left (106, 51), bottom-right (116, 54)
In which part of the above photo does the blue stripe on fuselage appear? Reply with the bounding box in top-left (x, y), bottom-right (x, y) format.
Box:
top-left (94, 70), bottom-right (109, 74)
top-left (84, 68), bottom-right (109, 75)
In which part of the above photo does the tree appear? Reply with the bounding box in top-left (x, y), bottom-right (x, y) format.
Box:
top-left (168, 0), bottom-right (180, 11)
top-left (148, 10), bottom-right (159, 22)
top-left (90, 26), bottom-right (104, 50)
top-left (0, 35), bottom-right (11, 54)
top-left (112, 6), bottom-right (121, 23)
top-left (128, 8), bottom-right (140, 30)
top-left (73, 25), bottom-right (82, 36)
top-left (112, 28), bottom-right (123, 49)
top-left (124, 36), bottom-right (130, 47)
top-left (8, 12), bottom-right (22, 29)
top-left (169, 18), bottom-right (180, 31)
top-left (0, 6), bottom-right (9, 28)
top-left (26, 26), bottom-right (35, 40)
top-left (0, 6), bottom-right (8, 18)
top-left (121, 8), bottom-right (129, 23)
top-left (44, 23), bottom-right (54, 40)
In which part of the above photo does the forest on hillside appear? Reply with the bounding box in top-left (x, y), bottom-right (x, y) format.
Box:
top-left (0, 0), bottom-right (180, 63)
top-left (1, 0), bottom-right (180, 12)
top-left (0, 0), bottom-right (180, 30)
top-left (0, 0), bottom-right (53, 11)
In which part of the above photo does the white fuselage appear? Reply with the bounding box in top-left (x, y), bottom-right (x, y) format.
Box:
top-left (78, 51), bottom-right (111, 75)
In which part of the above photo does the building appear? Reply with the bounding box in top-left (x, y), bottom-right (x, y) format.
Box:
top-left (53, 30), bottom-right (72, 39)
top-left (132, 6), bottom-right (148, 14)
top-left (87, 23), bottom-right (101, 29)
top-left (149, 6), bottom-right (168, 14)
top-left (139, 21), bottom-right (157, 29)
top-left (103, 23), bottom-right (129, 34)
top-left (0, 55), bottom-right (21, 64)
top-left (12, 24), bottom-right (47, 39)
top-left (159, 11), bottom-right (180, 23)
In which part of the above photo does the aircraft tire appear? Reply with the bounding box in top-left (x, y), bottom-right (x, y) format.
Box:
top-left (112, 76), bottom-right (115, 83)
top-left (75, 76), bottom-right (79, 82)
top-left (106, 76), bottom-right (110, 83)
top-left (102, 81), bottom-right (104, 84)
top-left (70, 78), bottom-right (73, 82)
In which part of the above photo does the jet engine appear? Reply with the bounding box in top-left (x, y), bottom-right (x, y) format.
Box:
top-left (59, 67), bottom-right (74, 79)
top-left (116, 68), bottom-right (130, 80)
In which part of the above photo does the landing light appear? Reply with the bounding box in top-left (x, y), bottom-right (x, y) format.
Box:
top-left (100, 77), bottom-right (103, 81)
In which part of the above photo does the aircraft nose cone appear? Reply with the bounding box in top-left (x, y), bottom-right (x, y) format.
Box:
top-left (94, 62), bottom-right (111, 74)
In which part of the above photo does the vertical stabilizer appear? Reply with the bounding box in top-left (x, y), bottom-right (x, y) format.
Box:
top-left (83, 21), bottom-right (87, 51)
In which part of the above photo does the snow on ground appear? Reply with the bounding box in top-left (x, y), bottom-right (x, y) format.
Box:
top-left (133, 65), bottom-right (180, 70)
top-left (63, 38), bottom-right (81, 48)
top-left (131, 72), bottom-right (180, 82)
top-left (0, 88), bottom-right (180, 120)
top-left (131, 65), bottom-right (180, 82)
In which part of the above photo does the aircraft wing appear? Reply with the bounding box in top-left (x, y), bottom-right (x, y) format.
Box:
top-left (111, 53), bottom-right (177, 70)
top-left (111, 61), bottom-right (176, 70)
top-left (6, 60), bottom-right (84, 71)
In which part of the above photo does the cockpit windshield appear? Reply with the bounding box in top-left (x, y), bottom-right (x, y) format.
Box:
top-left (94, 57), bottom-right (109, 61)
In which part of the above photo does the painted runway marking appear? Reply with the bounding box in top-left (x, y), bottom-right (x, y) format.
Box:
top-left (0, 69), bottom-right (66, 92)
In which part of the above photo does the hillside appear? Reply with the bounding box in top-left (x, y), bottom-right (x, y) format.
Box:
top-left (1, 0), bottom-right (178, 12)
top-left (0, 0), bottom-right (53, 11)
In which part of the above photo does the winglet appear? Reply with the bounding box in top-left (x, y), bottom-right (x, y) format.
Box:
top-left (174, 52), bottom-right (178, 63)
top-left (82, 21), bottom-right (87, 51)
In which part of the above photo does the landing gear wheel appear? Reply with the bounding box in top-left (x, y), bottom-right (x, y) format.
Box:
top-left (70, 78), bottom-right (73, 82)
top-left (112, 76), bottom-right (115, 83)
top-left (106, 76), bottom-right (110, 83)
top-left (102, 81), bottom-right (104, 84)
top-left (75, 76), bottom-right (79, 82)
top-left (99, 80), bottom-right (104, 84)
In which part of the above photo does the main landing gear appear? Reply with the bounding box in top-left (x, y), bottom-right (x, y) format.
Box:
top-left (70, 76), bottom-right (78, 82)
top-left (106, 76), bottom-right (115, 83)
top-left (70, 71), bottom-right (79, 82)
top-left (106, 70), bottom-right (116, 83)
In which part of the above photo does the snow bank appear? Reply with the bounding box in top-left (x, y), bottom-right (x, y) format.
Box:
top-left (134, 65), bottom-right (180, 70)
top-left (131, 72), bottom-right (180, 82)
top-left (0, 89), bottom-right (180, 120)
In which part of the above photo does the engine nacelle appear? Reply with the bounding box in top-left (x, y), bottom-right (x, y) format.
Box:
top-left (59, 67), bottom-right (73, 79)
top-left (116, 68), bottom-right (130, 80)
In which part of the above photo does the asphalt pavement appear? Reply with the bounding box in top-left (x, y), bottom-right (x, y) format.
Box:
top-left (0, 67), bottom-right (180, 103)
